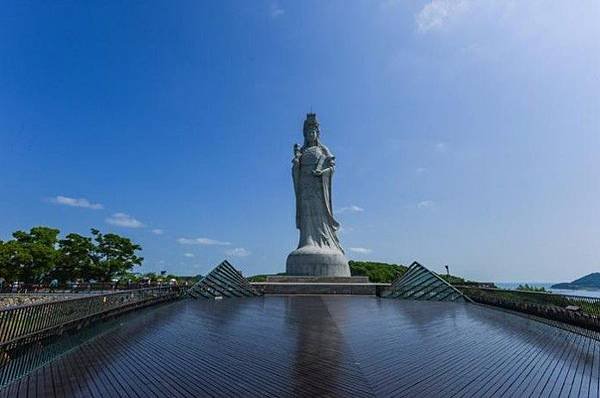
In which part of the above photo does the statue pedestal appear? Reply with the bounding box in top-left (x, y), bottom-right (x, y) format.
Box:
top-left (252, 275), bottom-right (388, 295)
top-left (266, 275), bottom-right (368, 283)
top-left (286, 246), bottom-right (351, 277)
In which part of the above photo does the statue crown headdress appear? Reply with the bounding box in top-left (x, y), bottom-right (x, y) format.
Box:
top-left (303, 113), bottom-right (320, 133)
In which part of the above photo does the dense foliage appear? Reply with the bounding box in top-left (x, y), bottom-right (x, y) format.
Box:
top-left (439, 274), bottom-right (466, 285)
top-left (0, 226), bottom-right (143, 284)
top-left (348, 261), bottom-right (407, 283)
top-left (516, 284), bottom-right (548, 292)
top-left (246, 274), bottom-right (269, 282)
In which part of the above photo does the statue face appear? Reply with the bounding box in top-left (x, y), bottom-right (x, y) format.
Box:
top-left (305, 128), bottom-right (318, 145)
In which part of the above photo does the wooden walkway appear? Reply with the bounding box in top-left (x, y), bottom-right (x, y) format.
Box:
top-left (2, 296), bottom-right (600, 397)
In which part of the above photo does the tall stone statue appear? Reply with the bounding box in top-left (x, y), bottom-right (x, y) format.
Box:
top-left (286, 113), bottom-right (351, 277)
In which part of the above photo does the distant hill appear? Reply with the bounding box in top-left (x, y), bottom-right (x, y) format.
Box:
top-left (349, 261), bottom-right (475, 285)
top-left (551, 273), bottom-right (600, 290)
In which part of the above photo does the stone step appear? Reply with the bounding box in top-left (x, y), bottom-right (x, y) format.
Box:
top-left (251, 281), bottom-right (390, 295)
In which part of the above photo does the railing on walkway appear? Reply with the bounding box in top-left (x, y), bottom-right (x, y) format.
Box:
top-left (458, 286), bottom-right (600, 335)
top-left (0, 287), bottom-right (183, 387)
top-left (0, 282), bottom-right (184, 294)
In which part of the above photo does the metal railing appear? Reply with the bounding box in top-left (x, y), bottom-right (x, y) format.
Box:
top-left (0, 287), bottom-right (181, 346)
top-left (0, 286), bottom-right (183, 387)
top-left (0, 281), bottom-right (186, 294)
top-left (458, 286), bottom-right (600, 335)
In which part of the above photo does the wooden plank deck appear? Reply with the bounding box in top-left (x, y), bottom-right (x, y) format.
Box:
top-left (2, 296), bottom-right (600, 397)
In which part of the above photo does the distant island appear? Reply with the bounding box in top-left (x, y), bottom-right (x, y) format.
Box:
top-left (551, 273), bottom-right (600, 290)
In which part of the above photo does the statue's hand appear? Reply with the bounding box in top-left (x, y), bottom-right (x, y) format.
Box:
top-left (312, 169), bottom-right (323, 176)
top-left (293, 144), bottom-right (301, 157)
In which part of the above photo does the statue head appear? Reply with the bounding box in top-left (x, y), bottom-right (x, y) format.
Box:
top-left (303, 113), bottom-right (320, 147)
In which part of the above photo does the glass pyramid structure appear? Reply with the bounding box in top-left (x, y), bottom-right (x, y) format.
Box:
top-left (188, 260), bottom-right (263, 299)
top-left (383, 261), bottom-right (472, 302)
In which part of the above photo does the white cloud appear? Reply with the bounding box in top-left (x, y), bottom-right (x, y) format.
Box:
top-left (416, 0), bottom-right (471, 32)
top-left (151, 229), bottom-right (164, 235)
top-left (336, 205), bottom-right (365, 214)
top-left (226, 247), bottom-right (251, 257)
top-left (50, 195), bottom-right (103, 210)
top-left (348, 247), bottom-right (372, 254)
top-left (435, 142), bottom-right (448, 152)
top-left (183, 253), bottom-right (195, 258)
top-left (270, 2), bottom-right (284, 18)
top-left (417, 200), bottom-right (436, 209)
top-left (105, 213), bottom-right (145, 228)
top-left (416, 167), bottom-right (427, 174)
top-left (177, 237), bottom-right (231, 246)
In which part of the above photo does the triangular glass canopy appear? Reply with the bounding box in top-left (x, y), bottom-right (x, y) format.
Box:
top-left (188, 260), bottom-right (263, 299)
top-left (383, 261), bottom-right (472, 302)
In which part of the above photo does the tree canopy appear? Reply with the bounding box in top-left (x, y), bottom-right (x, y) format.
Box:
top-left (348, 260), bottom-right (408, 283)
top-left (0, 226), bottom-right (143, 283)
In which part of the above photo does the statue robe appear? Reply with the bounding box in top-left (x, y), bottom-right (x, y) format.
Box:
top-left (292, 144), bottom-right (343, 253)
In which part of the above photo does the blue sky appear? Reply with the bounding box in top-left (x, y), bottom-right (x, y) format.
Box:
top-left (1, 1), bottom-right (598, 282)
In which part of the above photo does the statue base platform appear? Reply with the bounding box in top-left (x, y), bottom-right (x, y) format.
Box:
top-left (251, 277), bottom-right (389, 296)
top-left (286, 246), bottom-right (351, 277)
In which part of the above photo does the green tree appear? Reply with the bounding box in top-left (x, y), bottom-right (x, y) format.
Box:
top-left (0, 240), bottom-right (7, 280)
top-left (142, 272), bottom-right (158, 281)
top-left (0, 239), bottom-right (29, 282)
top-left (4, 227), bottom-right (60, 283)
top-left (517, 284), bottom-right (547, 292)
top-left (55, 233), bottom-right (96, 282)
top-left (91, 229), bottom-right (143, 281)
top-left (348, 261), bottom-right (407, 283)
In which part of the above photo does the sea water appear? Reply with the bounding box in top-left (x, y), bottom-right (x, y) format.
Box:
top-left (496, 282), bottom-right (600, 298)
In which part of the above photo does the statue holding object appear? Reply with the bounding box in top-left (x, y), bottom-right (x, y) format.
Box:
top-left (286, 113), bottom-right (351, 277)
